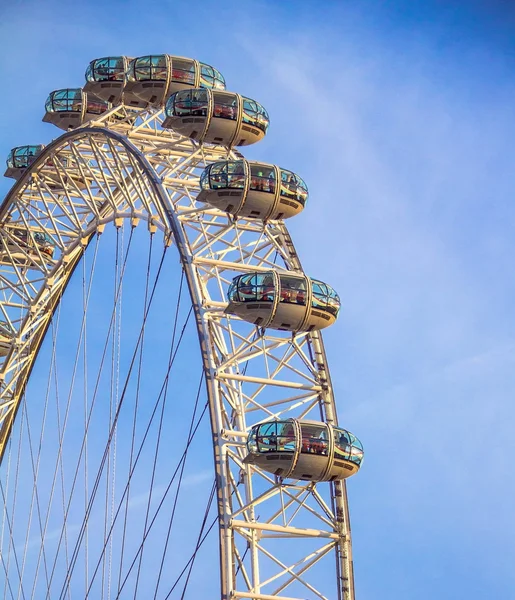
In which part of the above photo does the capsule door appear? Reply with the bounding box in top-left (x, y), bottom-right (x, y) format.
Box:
top-left (289, 422), bottom-right (332, 481)
top-left (204, 92), bottom-right (241, 145)
top-left (268, 274), bottom-right (309, 331)
top-left (167, 57), bottom-right (197, 95)
top-left (243, 164), bottom-right (279, 219)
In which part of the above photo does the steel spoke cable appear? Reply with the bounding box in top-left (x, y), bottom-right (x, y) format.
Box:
top-left (178, 478), bottom-right (251, 598)
top-left (116, 396), bottom-right (209, 599)
top-left (0, 399), bottom-right (28, 600)
top-left (29, 237), bottom-right (99, 598)
top-left (133, 268), bottom-right (186, 598)
top-left (152, 372), bottom-right (205, 599)
top-left (115, 232), bottom-right (154, 591)
top-left (162, 481), bottom-right (217, 600)
top-left (1, 549), bottom-right (16, 600)
top-left (34, 235), bottom-right (100, 596)
top-left (178, 481), bottom-right (218, 599)
top-left (1, 435), bottom-right (15, 600)
top-left (59, 237), bottom-right (170, 599)
top-left (102, 225), bottom-right (122, 599)
top-left (82, 304), bottom-right (196, 599)
top-left (28, 305), bottom-right (65, 598)
top-left (109, 223), bottom-right (127, 598)
top-left (16, 316), bottom-right (61, 597)
top-left (18, 389), bottom-right (54, 597)
top-left (46, 228), bottom-right (135, 596)
top-left (31, 235), bottom-right (100, 600)
top-left (3, 280), bottom-right (34, 600)
top-left (108, 226), bottom-right (128, 600)
top-left (0, 427), bottom-right (13, 555)
top-left (54, 305), bottom-right (72, 599)
top-left (85, 303), bottom-right (199, 597)
top-left (82, 243), bottom-right (90, 594)
top-left (56, 228), bottom-right (141, 598)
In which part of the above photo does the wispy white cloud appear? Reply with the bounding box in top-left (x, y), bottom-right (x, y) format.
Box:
top-left (234, 18), bottom-right (515, 593)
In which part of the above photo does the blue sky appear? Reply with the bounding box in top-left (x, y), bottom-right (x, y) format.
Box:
top-left (1, 0), bottom-right (514, 598)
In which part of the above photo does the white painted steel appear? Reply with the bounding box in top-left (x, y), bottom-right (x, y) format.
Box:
top-left (0, 100), bottom-right (355, 599)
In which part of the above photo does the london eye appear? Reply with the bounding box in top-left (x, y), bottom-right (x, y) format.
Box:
top-left (0, 54), bottom-right (363, 599)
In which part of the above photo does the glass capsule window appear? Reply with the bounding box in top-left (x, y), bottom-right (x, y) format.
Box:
top-left (7, 146), bottom-right (44, 169)
top-left (227, 273), bottom-right (276, 303)
top-left (278, 275), bottom-right (307, 305)
top-left (86, 57), bottom-right (126, 82)
top-left (279, 169), bottom-right (308, 206)
top-left (248, 421), bottom-right (297, 454)
top-left (166, 89), bottom-right (209, 117)
top-left (299, 423), bottom-right (329, 456)
top-left (311, 280), bottom-right (340, 316)
top-left (45, 89), bottom-right (83, 113)
top-left (86, 98), bottom-right (109, 115)
top-left (212, 67), bottom-right (225, 89)
top-left (7, 228), bottom-right (29, 245)
top-left (127, 55), bottom-right (168, 82)
top-left (249, 164), bottom-right (275, 193)
top-left (333, 428), bottom-right (364, 466)
top-left (170, 58), bottom-right (195, 85)
top-left (7, 227), bottom-right (53, 252)
top-left (213, 92), bottom-right (237, 121)
top-left (201, 161), bottom-right (246, 190)
top-left (32, 231), bottom-right (54, 247)
top-left (199, 64), bottom-right (226, 90)
top-left (242, 97), bottom-right (269, 133)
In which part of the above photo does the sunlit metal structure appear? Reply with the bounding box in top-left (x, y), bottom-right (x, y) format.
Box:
top-left (0, 53), bottom-right (362, 600)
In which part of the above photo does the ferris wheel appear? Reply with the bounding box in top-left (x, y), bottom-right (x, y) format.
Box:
top-left (0, 54), bottom-right (363, 599)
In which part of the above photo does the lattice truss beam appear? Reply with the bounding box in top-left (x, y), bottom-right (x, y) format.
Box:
top-left (0, 104), bottom-right (354, 600)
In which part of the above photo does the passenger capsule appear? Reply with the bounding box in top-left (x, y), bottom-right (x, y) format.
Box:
top-left (84, 56), bottom-right (146, 106)
top-left (43, 88), bottom-right (109, 130)
top-left (198, 160), bottom-right (308, 220)
top-left (226, 272), bottom-right (340, 331)
top-left (5, 146), bottom-right (90, 191)
top-left (0, 225), bottom-right (55, 267)
top-left (163, 89), bottom-right (269, 146)
top-left (124, 55), bottom-right (226, 106)
top-left (245, 419), bottom-right (363, 481)
top-left (4, 145), bottom-right (44, 179)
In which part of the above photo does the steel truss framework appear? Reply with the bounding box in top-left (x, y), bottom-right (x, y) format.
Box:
top-left (0, 103), bottom-right (355, 599)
